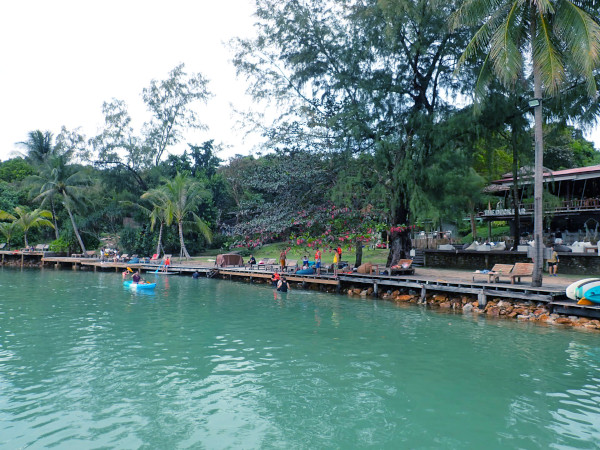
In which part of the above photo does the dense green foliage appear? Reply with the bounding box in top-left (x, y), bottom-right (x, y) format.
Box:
top-left (0, 2), bottom-right (598, 262)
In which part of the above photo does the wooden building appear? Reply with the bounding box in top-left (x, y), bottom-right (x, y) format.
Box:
top-left (481, 164), bottom-right (600, 241)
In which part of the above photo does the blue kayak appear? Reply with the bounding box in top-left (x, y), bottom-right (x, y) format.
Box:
top-left (124, 280), bottom-right (156, 290)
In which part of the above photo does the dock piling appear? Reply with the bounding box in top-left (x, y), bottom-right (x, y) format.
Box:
top-left (478, 289), bottom-right (487, 307)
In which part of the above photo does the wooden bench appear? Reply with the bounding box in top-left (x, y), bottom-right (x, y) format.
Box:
top-left (285, 259), bottom-right (298, 272)
top-left (389, 259), bottom-right (415, 275)
top-left (472, 264), bottom-right (514, 283)
top-left (257, 258), bottom-right (277, 270)
top-left (502, 262), bottom-right (534, 284)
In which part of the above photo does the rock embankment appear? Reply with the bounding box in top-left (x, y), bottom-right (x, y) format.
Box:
top-left (345, 288), bottom-right (600, 331)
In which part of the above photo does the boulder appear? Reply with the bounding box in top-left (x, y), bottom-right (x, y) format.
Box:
top-left (395, 295), bottom-right (413, 302)
top-left (439, 302), bottom-right (451, 309)
top-left (462, 303), bottom-right (473, 313)
top-left (555, 317), bottom-right (573, 325)
top-left (486, 306), bottom-right (500, 317)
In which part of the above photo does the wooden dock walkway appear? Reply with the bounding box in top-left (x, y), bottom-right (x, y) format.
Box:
top-left (2, 252), bottom-right (598, 318)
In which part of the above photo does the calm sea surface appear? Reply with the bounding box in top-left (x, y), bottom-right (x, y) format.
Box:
top-left (1, 268), bottom-right (599, 449)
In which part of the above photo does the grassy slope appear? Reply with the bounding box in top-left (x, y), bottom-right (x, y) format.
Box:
top-left (191, 243), bottom-right (391, 266)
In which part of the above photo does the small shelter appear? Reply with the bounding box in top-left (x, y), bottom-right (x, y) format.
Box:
top-left (215, 253), bottom-right (244, 267)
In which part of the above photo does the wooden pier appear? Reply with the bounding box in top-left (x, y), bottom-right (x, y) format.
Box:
top-left (1, 252), bottom-right (598, 318)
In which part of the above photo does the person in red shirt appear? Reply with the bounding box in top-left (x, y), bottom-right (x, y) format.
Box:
top-left (337, 246), bottom-right (342, 259)
top-left (271, 272), bottom-right (281, 287)
top-left (315, 247), bottom-right (322, 275)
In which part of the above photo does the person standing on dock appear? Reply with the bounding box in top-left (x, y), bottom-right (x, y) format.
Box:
top-left (315, 247), bottom-right (322, 275)
top-left (280, 249), bottom-right (287, 271)
top-left (548, 246), bottom-right (559, 277)
top-left (248, 254), bottom-right (256, 267)
top-left (333, 250), bottom-right (339, 277)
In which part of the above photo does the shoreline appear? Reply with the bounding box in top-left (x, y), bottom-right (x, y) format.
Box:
top-left (2, 253), bottom-right (599, 332)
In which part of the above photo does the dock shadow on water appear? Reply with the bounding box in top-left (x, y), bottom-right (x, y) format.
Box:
top-left (0, 268), bottom-right (599, 448)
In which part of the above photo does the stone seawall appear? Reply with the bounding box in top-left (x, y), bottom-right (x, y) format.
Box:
top-left (345, 287), bottom-right (600, 331)
top-left (423, 250), bottom-right (600, 275)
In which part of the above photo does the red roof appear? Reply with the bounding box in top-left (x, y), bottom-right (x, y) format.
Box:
top-left (493, 164), bottom-right (600, 184)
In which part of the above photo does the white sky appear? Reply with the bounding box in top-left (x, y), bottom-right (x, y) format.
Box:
top-left (0, 0), bottom-right (599, 164)
top-left (0, 0), bottom-right (261, 163)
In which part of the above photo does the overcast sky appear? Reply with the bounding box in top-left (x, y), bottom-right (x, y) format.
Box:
top-left (0, 0), bottom-right (260, 162)
top-left (1, 0), bottom-right (599, 164)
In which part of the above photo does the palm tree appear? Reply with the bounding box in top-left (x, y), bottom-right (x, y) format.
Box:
top-left (0, 207), bottom-right (54, 248)
top-left (452, 0), bottom-right (600, 286)
top-left (29, 154), bottom-right (90, 253)
top-left (139, 187), bottom-right (171, 256)
top-left (18, 130), bottom-right (60, 166)
top-left (161, 172), bottom-right (212, 259)
top-left (0, 221), bottom-right (17, 248)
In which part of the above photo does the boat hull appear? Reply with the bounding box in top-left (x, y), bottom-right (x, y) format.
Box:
top-left (124, 281), bottom-right (156, 290)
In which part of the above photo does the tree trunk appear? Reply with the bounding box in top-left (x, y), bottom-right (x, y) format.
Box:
top-left (531, 12), bottom-right (544, 287)
top-left (510, 119), bottom-right (521, 251)
top-left (470, 213), bottom-right (477, 240)
top-left (386, 201), bottom-right (412, 267)
top-left (50, 198), bottom-right (60, 240)
top-left (178, 220), bottom-right (190, 259)
top-left (386, 230), bottom-right (412, 267)
top-left (63, 192), bottom-right (86, 253)
top-left (354, 240), bottom-right (363, 267)
top-left (24, 232), bottom-right (29, 248)
top-left (156, 221), bottom-right (164, 256)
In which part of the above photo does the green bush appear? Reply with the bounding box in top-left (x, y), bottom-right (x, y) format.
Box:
top-left (460, 225), bottom-right (511, 243)
top-left (49, 237), bottom-right (70, 253)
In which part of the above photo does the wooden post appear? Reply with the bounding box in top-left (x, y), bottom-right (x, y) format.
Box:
top-left (478, 289), bottom-right (487, 307)
top-left (336, 279), bottom-right (341, 294)
top-left (373, 281), bottom-right (378, 297)
top-left (21, 253), bottom-right (24, 268)
top-left (420, 285), bottom-right (426, 303)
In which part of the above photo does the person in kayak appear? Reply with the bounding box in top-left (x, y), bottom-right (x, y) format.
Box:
top-left (132, 270), bottom-right (142, 284)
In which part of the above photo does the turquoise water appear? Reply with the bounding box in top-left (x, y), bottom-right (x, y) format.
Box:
top-left (1, 269), bottom-right (599, 449)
